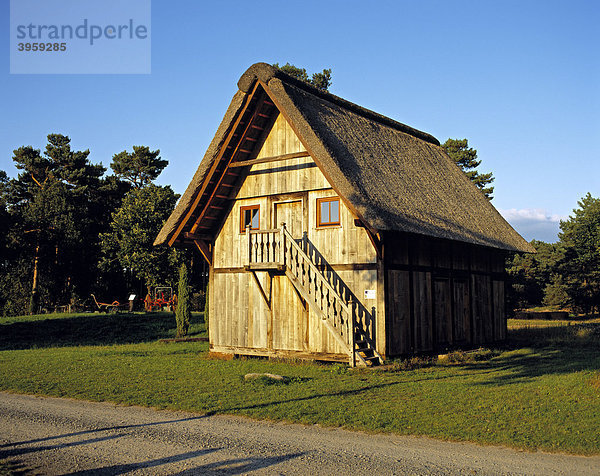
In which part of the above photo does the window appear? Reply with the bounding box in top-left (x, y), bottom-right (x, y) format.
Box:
top-left (240, 205), bottom-right (260, 232)
top-left (317, 197), bottom-right (340, 227)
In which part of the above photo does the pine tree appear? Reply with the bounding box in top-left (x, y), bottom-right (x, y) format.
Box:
top-left (7, 134), bottom-right (108, 312)
top-left (555, 193), bottom-right (600, 314)
top-left (110, 146), bottom-right (168, 189)
top-left (273, 63), bottom-right (332, 91)
top-left (442, 138), bottom-right (494, 200)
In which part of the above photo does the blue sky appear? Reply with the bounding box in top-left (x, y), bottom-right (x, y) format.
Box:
top-left (1, 0), bottom-right (598, 243)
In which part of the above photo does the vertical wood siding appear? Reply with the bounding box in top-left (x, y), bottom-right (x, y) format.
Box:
top-left (385, 233), bottom-right (508, 356)
top-left (210, 113), bottom-right (378, 358)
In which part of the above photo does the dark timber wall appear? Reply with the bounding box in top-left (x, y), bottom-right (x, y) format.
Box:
top-left (384, 232), bottom-right (507, 356)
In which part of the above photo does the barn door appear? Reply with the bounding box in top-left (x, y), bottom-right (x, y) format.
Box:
top-left (274, 200), bottom-right (304, 238)
top-left (452, 279), bottom-right (470, 344)
top-left (433, 278), bottom-right (452, 347)
top-left (271, 198), bottom-right (308, 351)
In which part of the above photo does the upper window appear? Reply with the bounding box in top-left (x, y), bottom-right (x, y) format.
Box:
top-left (240, 205), bottom-right (260, 232)
top-left (317, 197), bottom-right (340, 228)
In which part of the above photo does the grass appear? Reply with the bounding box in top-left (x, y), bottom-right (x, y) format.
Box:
top-left (0, 313), bottom-right (599, 455)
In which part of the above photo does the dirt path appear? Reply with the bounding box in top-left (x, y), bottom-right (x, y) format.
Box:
top-left (0, 392), bottom-right (597, 475)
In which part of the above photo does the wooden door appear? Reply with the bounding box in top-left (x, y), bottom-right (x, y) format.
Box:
top-left (452, 279), bottom-right (470, 344)
top-left (274, 200), bottom-right (304, 238)
top-left (412, 271), bottom-right (433, 352)
top-left (387, 270), bottom-right (411, 355)
top-left (433, 278), bottom-right (452, 348)
top-left (271, 199), bottom-right (308, 351)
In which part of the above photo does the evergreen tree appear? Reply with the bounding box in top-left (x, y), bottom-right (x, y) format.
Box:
top-left (110, 146), bottom-right (168, 189)
top-left (175, 262), bottom-right (191, 337)
top-left (273, 63), bottom-right (332, 91)
top-left (555, 193), bottom-right (600, 314)
top-left (442, 138), bottom-right (495, 200)
top-left (506, 240), bottom-right (560, 309)
top-left (6, 135), bottom-right (108, 313)
top-left (203, 283), bottom-right (209, 333)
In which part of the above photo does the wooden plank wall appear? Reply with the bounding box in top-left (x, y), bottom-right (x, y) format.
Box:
top-left (210, 113), bottom-right (379, 359)
top-left (385, 232), bottom-right (507, 356)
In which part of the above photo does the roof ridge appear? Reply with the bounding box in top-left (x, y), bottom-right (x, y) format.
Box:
top-left (238, 63), bottom-right (440, 146)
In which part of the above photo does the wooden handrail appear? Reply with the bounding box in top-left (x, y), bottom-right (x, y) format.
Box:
top-left (281, 225), bottom-right (352, 316)
top-left (246, 225), bottom-right (361, 365)
top-left (249, 228), bottom-right (279, 234)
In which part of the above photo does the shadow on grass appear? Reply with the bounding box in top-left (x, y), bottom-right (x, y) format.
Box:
top-left (214, 324), bottom-right (600, 413)
top-left (470, 323), bottom-right (600, 386)
top-left (0, 312), bottom-right (205, 350)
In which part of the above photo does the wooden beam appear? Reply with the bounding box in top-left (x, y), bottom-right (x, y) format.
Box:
top-left (190, 92), bottom-right (273, 234)
top-left (184, 232), bottom-right (213, 241)
top-left (167, 81), bottom-right (261, 246)
top-left (250, 270), bottom-right (271, 310)
top-left (365, 229), bottom-right (383, 260)
top-left (194, 239), bottom-right (212, 265)
top-left (229, 150), bottom-right (310, 168)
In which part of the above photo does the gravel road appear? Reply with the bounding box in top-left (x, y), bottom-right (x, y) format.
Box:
top-left (0, 392), bottom-right (597, 475)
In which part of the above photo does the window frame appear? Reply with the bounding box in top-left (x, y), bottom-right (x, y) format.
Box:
top-left (316, 196), bottom-right (341, 228)
top-left (240, 204), bottom-right (260, 233)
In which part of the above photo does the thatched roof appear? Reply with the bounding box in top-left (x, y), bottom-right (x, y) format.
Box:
top-left (155, 62), bottom-right (534, 253)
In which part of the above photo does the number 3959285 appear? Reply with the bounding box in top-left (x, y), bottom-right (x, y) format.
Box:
top-left (17, 43), bottom-right (67, 52)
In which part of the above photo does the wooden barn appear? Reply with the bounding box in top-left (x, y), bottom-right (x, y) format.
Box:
top-left (155, 62), bottom-right (534, 366)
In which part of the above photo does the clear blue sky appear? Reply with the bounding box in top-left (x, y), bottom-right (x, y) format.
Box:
top-left (2, 0), bottom-right (598, 243)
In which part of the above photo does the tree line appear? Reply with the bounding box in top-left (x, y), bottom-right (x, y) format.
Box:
top-left (0, 134), bottom-right (200, 316)
top-left (2, 134), bottom-right (597, 317)
top-left (507, 193), bottom-right (600, 315)
top-left (0, 131), bottom-right (493, 317)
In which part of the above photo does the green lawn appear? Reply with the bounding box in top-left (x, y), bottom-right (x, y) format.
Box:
top-left (0, 312), bottom-right (599, 454)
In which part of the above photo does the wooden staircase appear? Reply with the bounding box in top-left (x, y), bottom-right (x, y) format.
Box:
top-left (247, 224), bottom-right (383, 367)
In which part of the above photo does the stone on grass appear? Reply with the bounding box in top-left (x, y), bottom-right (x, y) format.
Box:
top-left (244, 372), bottom-right (287, 383)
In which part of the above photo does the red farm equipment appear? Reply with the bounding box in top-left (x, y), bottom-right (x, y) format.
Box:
top-left (144, 286), bottom-right (177, 312)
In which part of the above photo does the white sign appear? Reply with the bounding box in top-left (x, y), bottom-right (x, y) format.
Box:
top-left (364, 290), bottom-right (376, 300)
top-left (128, 294), bottom-right (137, 301)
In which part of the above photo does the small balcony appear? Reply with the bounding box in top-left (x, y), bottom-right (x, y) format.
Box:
top-left (244, 226), bottom-right (287, 271)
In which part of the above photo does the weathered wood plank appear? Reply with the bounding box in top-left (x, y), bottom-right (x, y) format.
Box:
top-left (452, 279), bottom-right (470, 344)
top-left (229, 151), bottom-right (310, 168)
top-left (433, 278), bottom-right (452, 347)
top-left (387, 270), bottom-right (410, 356)
top-left (492, 280), bottom-right (506, 340)
top-left (412, 271), bottom-right (433, 352)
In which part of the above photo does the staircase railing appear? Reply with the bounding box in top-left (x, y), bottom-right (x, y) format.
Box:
top-left (248, 224), bottom-right (384, 366)
top-left (279, 225), bottom-right (356, 365)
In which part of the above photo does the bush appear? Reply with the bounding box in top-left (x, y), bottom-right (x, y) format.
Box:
top-left (190, 291), bottom-right (205, 311)
top-left (175, 263), bottom-right (191, 337)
